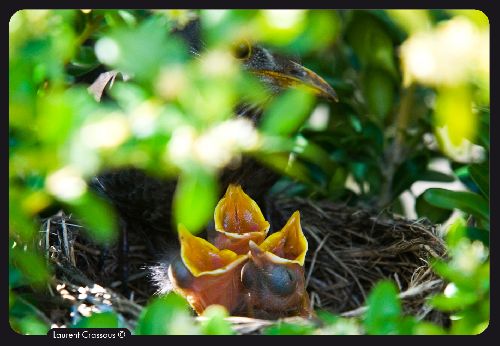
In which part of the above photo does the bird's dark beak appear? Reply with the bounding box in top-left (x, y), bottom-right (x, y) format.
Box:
top-left (247, 240), bottom-right (277, 267)
top-left (253, 61), bottom-right (338, 102)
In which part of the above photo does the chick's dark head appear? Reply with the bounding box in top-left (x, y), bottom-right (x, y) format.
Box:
top-left (239, 211), bottom-right (312, 319)
top-left (240, 241), bottom-right (311, 319)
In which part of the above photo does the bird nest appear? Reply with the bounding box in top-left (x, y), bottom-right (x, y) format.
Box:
top-left (32, 195), bottom-right (448, 333)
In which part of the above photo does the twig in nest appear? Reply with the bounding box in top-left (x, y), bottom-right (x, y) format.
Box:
top-left (340, 279), bottom-right (443, 318)
top-left (61, 217), bottom-right (76, 266)
top-left (305, 234), bottom-right (329, 288)
top-left (73, 242), bottom-right (101, 256)
top-left (45, 217), bottom-right (51, 264)
top-left (110, 271), bottom-right (150, 288)
top-left (308, 230), bottom-right (367, 301)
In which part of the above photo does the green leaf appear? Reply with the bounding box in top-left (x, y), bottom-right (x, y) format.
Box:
top-left (9, 193), bottom-right (37, 242)
top-left (260, 88), bottom-right (315, 136)
top-left (391, 155), bottom-right (428, 199)
top-left (450, 311), bottom-right (490, 335)
top-left (9, 265), bottom-right (24, 289)
top-left (419, 170), bottom-right (455, 183)
top-left (68, 191), bottom-right (118, 245)
top-left (200, 305), bottom-right (235, 335)
top-left (264, 322), bottom-right (315, 335)
top-left (316, 310), bottom-right (340, 325)
top-left (477, 111), bottom-right (490, 151)
top-left (135, 294), bottom-right (199, 335)
top-left (72, 312), bottom-right (120, 328)
top-left (290, 10), bottom-right (341, 52)
top-left (444, 216), bottom-right (467, 248)
top-left (414, 322), bottom-right (447, 335)
top-left (469, 163), bottom-right (489, 199)
top-left (396, 317), bottom-right (417, 335)
top-left (36, 90), bottom-right (75, 146)
top-left (173, 168), bottom-right (217, 234)
top-left (345, 11), bottom-right (398, 76)
top-left (293, 136), bottom-right (336, 176)
top-left (465, 227), bottom-right (489, 246)
top-left (422, 188), bottom-right (489, 225)
top-left (431, 260), bottom-right (477, 291)
top-left (67, 46), bottom-right (100, 77)
top-left (328, 166), bottom-right (348, 195)
top-left (11, 316), bottom-right (49, 335)
top-left (257, 152), bottom-right (313, 185)
top-left (108, 81), bottom-right (149, 110)
top-left (11, 247), bottom-right (51, 288)
top-left (430, 291), bottom-right (479, 312)
top-left (415, 192), bottom-right (452, 224)
top-left (105, 16), bottom-right (187, 84)
top-left (362, 121), bottom-right (385, 154)
top-left (363, 67), bottom-right (395, 120)
top-left (364, 280), bottom-right (401, 335)
top-left (454, 165), bottom-right (482, 196)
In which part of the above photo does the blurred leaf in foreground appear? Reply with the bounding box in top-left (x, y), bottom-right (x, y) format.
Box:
top-left (10, 246), bottom-right (51, 289)
top-left (200, 305), bottom-right (235, 335)
top-left (173, 168), bottom-right (218, 234)
top-left (315, 311), bottom-right (362, 335)
top-left (264, 321), bottom-right (315, 335)
top-left (72, 312), bottom-right (120, 328)
top-left (68, 191), bottom-right (119, 245)
top-left (260, 88), bottom-right (315, 136)
top-left (429, 226), bottom-right (489, 335)
top-left (136, 293), bottom-right (199, 335)
top-left (364, 280), bottom-right (416, 335)
top-left (364, 281), bottom-right (400, 334)
top-left (10, 315), bottom-right (49, 335)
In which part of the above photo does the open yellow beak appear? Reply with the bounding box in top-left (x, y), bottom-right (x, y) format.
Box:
top-left (178, 225), bottom-right (248, 277)
top-left (169, 225), bottom-right (249, 315)
top-left (212, 184), bottom-right (270, 254)
top-left (257, 211), bottom-right (308, 266)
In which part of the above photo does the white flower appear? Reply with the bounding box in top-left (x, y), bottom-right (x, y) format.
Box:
top-left (401, 17), bottom-right (488, 87)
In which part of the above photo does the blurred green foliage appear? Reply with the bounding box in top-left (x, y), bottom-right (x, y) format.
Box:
top-left (72, 312), bottom-right (121, 329)
top-left (363, 281), bottom-right (414, 335)
top-left (135, 294), bottom-right (199, 335)
top-left (9, 9), bottom-right (489, 335)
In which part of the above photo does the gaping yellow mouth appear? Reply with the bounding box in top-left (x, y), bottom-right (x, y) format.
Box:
top-left (212, 184), bottom-right (270, 253)
top-left (251, 211), bottom-right (308, 266)
top-left (178, 224), bottom-right (248, 277)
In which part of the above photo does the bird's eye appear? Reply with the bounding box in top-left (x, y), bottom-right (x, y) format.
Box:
top-left (170, 256), bottom-right (194, 288)
top-left (267, 266), bottom-right (296, 296)
top-left (232, 40), bottom-right (252, 60)
top-left (241, 262), bottom-right (257, 289)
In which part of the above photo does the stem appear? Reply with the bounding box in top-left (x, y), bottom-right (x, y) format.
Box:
top-left (63, 13), bottom-right (103, 66)
top-left (76, 13), bottom-right (103, 48)
top-left (378, 83), bottom-right (417, 208)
